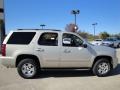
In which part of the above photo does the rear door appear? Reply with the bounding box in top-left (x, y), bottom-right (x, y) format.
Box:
top-left (35, 32), bottom-right (60, 68)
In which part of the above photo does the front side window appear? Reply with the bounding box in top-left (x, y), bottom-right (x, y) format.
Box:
top-left (62, 33), bottom-right (83, 47)
top-left (38, 32), bottom-right (58, 46)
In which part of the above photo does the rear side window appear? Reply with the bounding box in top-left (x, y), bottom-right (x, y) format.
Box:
top-left (38, 32), bottom-right (58, 46)
top-left (7, 32), bottom-right (36, 44)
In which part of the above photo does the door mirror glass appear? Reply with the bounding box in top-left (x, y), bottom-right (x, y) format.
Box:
top-left (63, 38), bottom-right (71, 45)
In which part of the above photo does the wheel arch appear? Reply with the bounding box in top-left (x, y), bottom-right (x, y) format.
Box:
top-left (16, 54), bottom-right (40, 68)
top-left (92, 55), bottom-right (113, 69)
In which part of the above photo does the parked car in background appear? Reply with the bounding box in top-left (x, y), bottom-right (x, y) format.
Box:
top-left (91, 39), bottom-right (103, 45)
top-left (102, 38), bottom-right (120, 48)
top-left (101, 38), bottom-right (114, 48)
top-left (91, 39), bottom-right (114, 48)
top-left (111, 37), bottom-right (120, 48)
top-left (91, 37), bottom-right (120, 48)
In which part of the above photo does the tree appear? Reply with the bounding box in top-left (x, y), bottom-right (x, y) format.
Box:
top-left (99, 32), bottom-right (110, 39)
top-left (77, 31), bottom-right (98, 41)
top-left (65, 23), bottom-right (78, 32)
top-left (77, 31), bottom-right (89, 39)
top-left (111, 33), bottom-right (120, 38)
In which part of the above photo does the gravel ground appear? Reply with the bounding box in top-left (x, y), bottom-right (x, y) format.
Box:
top-left (0, 49), bottom-right (120, 90)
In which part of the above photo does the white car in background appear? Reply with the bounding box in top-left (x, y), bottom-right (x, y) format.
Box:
top-left (102, 39), bottom-right (114, 48)
top-left (91, 38), bottom-right (120, 48)
top-left (102, 38), bottom-right (120, 48)
top-left (112, 38), bottom-right (120, 48)
top-left (91, 39), bottom-right (103, 45)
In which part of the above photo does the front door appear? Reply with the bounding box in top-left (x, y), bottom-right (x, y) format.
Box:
top-left (60, 33), bottom-right (92, 68)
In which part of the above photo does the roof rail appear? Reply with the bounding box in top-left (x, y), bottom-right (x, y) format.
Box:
top-left (17, 29), bottom-right (40, 30)
top-left (17, 29), bottom-right (61, 31)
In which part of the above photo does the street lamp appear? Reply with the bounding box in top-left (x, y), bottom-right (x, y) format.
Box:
top-left (71, 10), bottom-right (80, 25)
top-left (40, 24), bottom-right (46, 29)
top-left (92, 23), bottom-right (98, 39)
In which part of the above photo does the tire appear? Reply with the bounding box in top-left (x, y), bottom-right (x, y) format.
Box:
top-left (92, 58), bottom-right (111, 77)
top-left (117, 43), bottom-right (120, 48)
top-left (17, 58), bottom-right (38, 79)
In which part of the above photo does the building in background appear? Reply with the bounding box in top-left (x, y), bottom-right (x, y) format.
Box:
top-left (0, 0), bottom-right (5, 52)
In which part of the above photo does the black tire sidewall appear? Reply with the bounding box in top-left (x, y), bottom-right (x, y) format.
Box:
top-left (93, 59), bottom-right (111, 77)
top-left (17, 59), bottom-right (37, 79)
top-left (118, 43), bottom-right (120, 48)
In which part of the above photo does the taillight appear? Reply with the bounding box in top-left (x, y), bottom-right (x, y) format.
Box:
top-left (1, 44), bottom-right (6, 56)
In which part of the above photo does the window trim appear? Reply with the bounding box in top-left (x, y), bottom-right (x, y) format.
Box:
top-left (38, 32), bottom-right (58, 46)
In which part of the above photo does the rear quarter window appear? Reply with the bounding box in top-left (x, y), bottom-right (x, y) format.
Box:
top-left (7, 32), bottom-right (36, 44)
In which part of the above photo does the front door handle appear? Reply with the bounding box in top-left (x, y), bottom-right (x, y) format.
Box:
top-left (36, 48), bottom-right (44, 52)
top-left (64, 49), bottom-right (71, 53)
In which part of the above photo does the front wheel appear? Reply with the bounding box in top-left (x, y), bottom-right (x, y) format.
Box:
top-left (92, 58), bottom-right (111, 77)
top-left (17, 59), bottom-right (38, 79)
top-left (117, 43), bottom-right (120, 48)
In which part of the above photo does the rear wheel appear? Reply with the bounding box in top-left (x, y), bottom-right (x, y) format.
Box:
top-left (17, 58), bottom-right (39, 79)
top-left (92, 58), bottom-right (111, 77)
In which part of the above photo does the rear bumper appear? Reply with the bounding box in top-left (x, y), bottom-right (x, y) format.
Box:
top-left (0, 56), bottom-right (16, 68)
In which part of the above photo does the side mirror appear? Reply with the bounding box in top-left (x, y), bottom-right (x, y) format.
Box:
top-left (83, 44), bottom-right (87, 48)
top-left (63, 38), bottom-right (71, 45)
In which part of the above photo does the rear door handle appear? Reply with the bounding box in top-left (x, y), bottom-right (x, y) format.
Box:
top-left (36, 48), bottom-right (44, 52)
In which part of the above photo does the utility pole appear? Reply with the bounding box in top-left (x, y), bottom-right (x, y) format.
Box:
top-left (71, 10), bottom-right (80, 26)
top-left (40, 24), bottom-right (46, 29)
top-left (92, 23), bottom-right (98, 39)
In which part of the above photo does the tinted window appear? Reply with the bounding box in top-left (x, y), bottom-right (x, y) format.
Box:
top-left (104, 38), bottom-right (115, 41)
top-left (63, 33), bottom-right (83, 47)
top-left (95, 39), bottom-right (102, 41)
top-left (7, 32), bottom-right (36, 44)
top-left (38, 33), bottom-right (58, 46)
